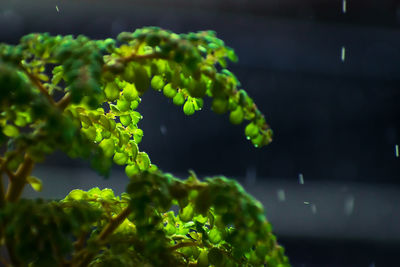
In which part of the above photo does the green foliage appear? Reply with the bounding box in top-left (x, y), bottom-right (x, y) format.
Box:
top-left (0, 198), bottom-right (102, 266)
top-left (0, 26), bottom-right (288, 266)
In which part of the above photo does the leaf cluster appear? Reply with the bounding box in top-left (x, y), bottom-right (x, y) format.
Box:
top-left (0, 26), bottom-right (288, 267)
top-left (0, 27), bottom-right (272, 178)
top-left (0, 172), bottom-right (289, 266)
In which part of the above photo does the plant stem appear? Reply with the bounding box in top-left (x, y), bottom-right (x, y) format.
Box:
top-left (98, 206), bottom-right (131, 241)
top-left (169, 241), bottom-right (198, 251)
top-left (56, 93), bottom-right (71, 110)
top-left (19, 63), bottom-right (56, 106)
top-left (20, 62), bottom-right (72, 111)
top-left (73, 231), bottom-right (89, 252)
top-left (0, 173), bottom-right (5, 208)
top-left (5, 154), bottom-right (34, 202)
top-left (102, 48), bottom-right (167, 74)
top-left (75, 206), bottom-right (132, 267)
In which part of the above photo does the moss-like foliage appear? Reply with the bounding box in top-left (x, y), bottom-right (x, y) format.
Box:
top-left (0, 26), bottom-right (288, 266)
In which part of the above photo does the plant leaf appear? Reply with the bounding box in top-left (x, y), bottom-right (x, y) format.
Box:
top-left (27, 176), bottom-right (43, 192)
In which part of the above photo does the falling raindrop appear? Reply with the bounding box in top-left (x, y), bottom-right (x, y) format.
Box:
top-left (311, 204), bottom-right (317, 214)
top-left (344, 195), bottom-right (355, 215)
top-left (56, 5), bottom-right (59, 12)
top-left (245, 166), bottom-right (257, 187)
top-left (277, 189), bottom-right (286, 202)
top-left (341, 46), bottom-right (346, 62)
top-left (160, 125), bottom-right (167, 135)
top-left (395, 144), bottom-right (399, 157)
top-left (304, 201), bottom-right (310, 205)
top-left (298, 173), bottom-right (304, 184)
top-left (342, 0), bottom-right (347, 14)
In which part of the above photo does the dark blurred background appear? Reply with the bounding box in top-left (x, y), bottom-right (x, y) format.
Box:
top-left (1, 0), bottom-right (400, 266)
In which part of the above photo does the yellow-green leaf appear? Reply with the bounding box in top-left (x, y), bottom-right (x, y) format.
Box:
top-left (113, 152), bottom-right (128, 165)
top-left (173, 91), bottom-right (185, 106)
top-left (27, 176), bottom-right (43, 192)
top-left (133, 65), bottom-right (150, 94)
top-left (99, 138), bottom-right (115, 158)
top-left (3, 124), bottom-right (19, 137)
top-left (82, 126), bottom-right (97, 140)
top-left (229, 106), bottom-right (244, 125)
top-left (125, 164), bottom-right (140, 177)
top-left (67, 189), bottom-right (88, 201)
top-left (104, 82), bottom-right (120, 101)
top-left (120, 115), bottom-right (132, 126)
top-left (208, 228), bottom-right (222, 244)
top-left (37, 73), bottom-right (49, 82)
top-left (197, 250), bottom-right (209, 267)
top-left (179, 203), bottom-right (194, 222)
top-left (245, 123), bottom-right (258, 139)
top-left (123, 83), bottom-right (138, 101)
top-left (163, 83), bottom-right (177, 99)
top-left (151, 75), bottom-right (165, 91)
top-left (183, 100), bottom-right (195, 116)
top-left (117, 99), bottom-right (130, 112)
top-left (136, 152), bottom-right (150, 171)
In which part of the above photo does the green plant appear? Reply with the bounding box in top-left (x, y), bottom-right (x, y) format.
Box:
top-left (0, 26), bottom-right (289, 266)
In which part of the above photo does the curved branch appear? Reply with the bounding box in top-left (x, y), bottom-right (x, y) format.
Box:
top-left (75, 206), bottom-right (132, 267)
top-left (169, 241), bottom-right (198, 251)
top-left (0, 158), bottom-right (8, 208)
top-left (56, 93), bottom-right (71, 110)
top-left (102, 52), bottom-right (167, 74)
top-left (0, 173), bottom-right (5, 208)
top-left (19, 63), bottom-right (56, 106)
top-left (98, 206), bottom-right (132, 241)
top-left (5, 154), bottom-right (34, 202)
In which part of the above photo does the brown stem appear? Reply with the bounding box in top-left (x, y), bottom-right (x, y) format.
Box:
top-left (0, 161), bottom-right (8, 247)
top-left (169, 241), bottom-right (198, 251)
top-left (98, 206), bottom-right (131, 241)
top-left (4, 169), bottom-right (14, 180)
top-left (20, 63), bottom-right (56, 106)
top-left (102, 50), bottom-right (167, 74)
top-left (75, 206), bottom-right (132, 267)
top-left (19, 62), bottom-right (72, 111)
top-left (0, 173), bottom-right (5, 208)
top-left (121, 52), bottom-right (166, 63)
top-left (0, 155), bottom-right (16, 182)
top-left (56, 93), bottom-right (71, 110)
top-left (73, 231), bottom-right (89, 252)
top-left (5, 154), bottom-right (34, 202)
